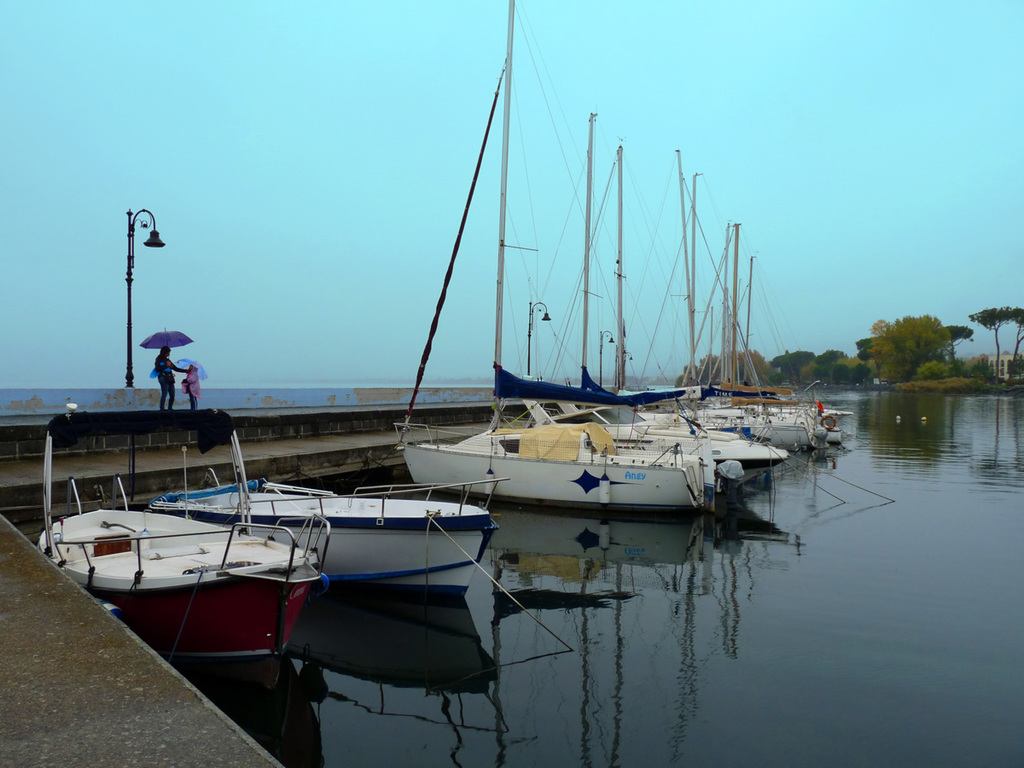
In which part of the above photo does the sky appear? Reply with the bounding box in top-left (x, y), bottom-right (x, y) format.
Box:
top-left (2, 1), bottom-right (1022, 389)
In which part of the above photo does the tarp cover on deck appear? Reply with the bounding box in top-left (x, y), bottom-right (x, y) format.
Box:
top-left (516, 423), bottom-right (616, 461)
top-left (730, 397), bottom-right (800, 407)
top-left (494, 364), bottom-right (703, 408)
top-left (47, 409), bottom-right (236, 453)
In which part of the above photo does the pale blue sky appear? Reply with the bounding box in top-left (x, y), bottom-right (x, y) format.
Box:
top-left (3, 1), bottom-right (1021, 388)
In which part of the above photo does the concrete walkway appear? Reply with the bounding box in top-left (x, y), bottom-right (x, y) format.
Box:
top-left (0, 512), bottom-right (282, 767)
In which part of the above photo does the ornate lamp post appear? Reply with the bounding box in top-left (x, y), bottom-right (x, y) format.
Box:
top-left (125, 209), bottom-right (165, 388)
top-left (599, 330), bottom-right (615, 387)
top-left (527, 301), bottom-right (551, 378)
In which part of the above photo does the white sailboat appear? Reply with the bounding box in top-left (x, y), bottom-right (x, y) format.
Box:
top-left (400, 2), bottom-right (712, 514)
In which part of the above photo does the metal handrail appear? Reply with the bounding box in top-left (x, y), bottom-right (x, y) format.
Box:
top-left (54, 516), bottom-right (329, 584)
top-left (65, 477), bottom-right (83, 517)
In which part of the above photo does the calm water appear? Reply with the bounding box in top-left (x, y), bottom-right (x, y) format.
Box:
top-left (184, 392), bottom-right (1024, 767)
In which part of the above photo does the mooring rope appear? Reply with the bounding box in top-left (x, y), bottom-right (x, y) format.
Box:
top-left (821, 472), bottom-right (895, 504)
top-left (169, 569), bottom-right (205, 663)
top-left (426, 515), bottom-right (574, 653)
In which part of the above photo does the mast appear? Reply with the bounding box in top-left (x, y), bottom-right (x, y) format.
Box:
top-left (690, 173), bottom-right (699, 381)
top-left (581, 112), bottom-right (596, 373)
top-left (494, 0), bottom-right (515, 370)
top-left (676, 151), bottom-right (694, 381)
top-left (745, 250), bottom-right (755, 379)
top-left (615, 144), bottom-right (624, 392)
top-left (731, 222), bottom-right (740, 384)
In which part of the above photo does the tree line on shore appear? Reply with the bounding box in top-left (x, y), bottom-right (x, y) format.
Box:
top-left (675, 306), bottom-right (1024, 390)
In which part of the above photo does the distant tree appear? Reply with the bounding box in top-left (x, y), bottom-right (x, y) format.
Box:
top-left (830, 363), bottom-right (851, 384)
top-left (814, 349), bottom-right (846, 384)
top-left (738, 349), bottom-right (772, 385)
top-left (868, 320), bottom-right (890, 378)
top-left (1009, 309), bottom-right (1024, 379)
top-left (855, 337), bottom-right (876, 379)
top-left (964, 355), bottom-right (993, 380)
top-left (683, 353), bottom-right (721, 384)
top-left (855, 338), bottom-right (873, 361)
top-left (770, 350), bottom-right (815, 384)
top-left (969, 307), bottom-right (1016, 382)
top-left (800, 361), bottom-right (817, 384)
top-left (916, 361), bottom-right (949, 380)
top-left (944, 325), bottom-right (974, 361)
top-left (850, 362), bottom-right (872, 384)
top-left (870, 315), bottom-right (950, 382)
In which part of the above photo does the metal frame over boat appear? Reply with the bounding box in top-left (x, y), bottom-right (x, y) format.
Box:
top-left (38, 409), bottom-right (328, 662)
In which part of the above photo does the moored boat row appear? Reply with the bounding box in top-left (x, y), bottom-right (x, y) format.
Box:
top-left (38, 409), bottom-right (501, 673)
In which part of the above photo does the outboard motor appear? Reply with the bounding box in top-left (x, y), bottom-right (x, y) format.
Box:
top-left (716, 459), bottom-right (745, 507)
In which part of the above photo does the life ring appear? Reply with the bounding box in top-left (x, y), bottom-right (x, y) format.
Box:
top-left (820, 414), bottom-right (837, 430)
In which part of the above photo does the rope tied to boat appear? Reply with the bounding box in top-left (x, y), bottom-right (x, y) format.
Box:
top-left (426, 516), bottom-right (574, 654)
top-left (169, 569), bottom-right (205, 663)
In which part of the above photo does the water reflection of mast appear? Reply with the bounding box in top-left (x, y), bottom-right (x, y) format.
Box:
top-left (579, 575), bottom-right (592, 768)
top-left (670, 515), bottom-right (706, 756)
top-left (610, 560), bottom-right (624, 768)
top-left (491, 555), bottom-right (508, 768)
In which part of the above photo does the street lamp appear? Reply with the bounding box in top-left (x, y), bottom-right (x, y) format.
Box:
top-left (527, 301), bottom-right (551, 378)
top-left (125, 209), bottom-right (165, 388)
top-left (599, 330), bottom-right (615, 387)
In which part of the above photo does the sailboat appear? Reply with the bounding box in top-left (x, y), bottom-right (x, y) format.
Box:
top-left (400, 2), bottom-right (712, 514)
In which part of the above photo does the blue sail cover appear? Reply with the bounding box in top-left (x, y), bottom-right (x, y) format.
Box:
top-left (494, 364), bottom-right (705, 408)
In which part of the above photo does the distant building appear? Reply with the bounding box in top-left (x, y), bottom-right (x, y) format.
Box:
top-left (985, 353), bottom-right (1017, 380)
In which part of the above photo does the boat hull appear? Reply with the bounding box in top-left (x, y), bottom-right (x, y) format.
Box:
top-left (93, 577), bottom-right (312, 662)
top-left (160, 495), bottom-right (496, 597)
top-left (403, 443), bottom-right (703, 513)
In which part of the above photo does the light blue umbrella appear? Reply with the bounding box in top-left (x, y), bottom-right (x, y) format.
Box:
top-left (175, 358), bottom-right (208, 380)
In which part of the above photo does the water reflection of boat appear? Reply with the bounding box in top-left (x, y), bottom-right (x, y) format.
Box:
top-left (287, 591), bottom-right (496, 693)
top-left (490, 507), bottom-right (707, 575)
top-left (180, 659), bottom-right (322, 768)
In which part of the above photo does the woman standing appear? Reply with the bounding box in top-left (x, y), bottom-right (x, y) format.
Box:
top-left (154, 346), bottom-right (188, 410)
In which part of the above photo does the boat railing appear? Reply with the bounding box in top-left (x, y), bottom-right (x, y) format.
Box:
top-left (352, 477), bottom-right (506, 513)
top-left (52, 516), bottom-right (328, 583)
top-left (395, 422), bottom-right (484, 447)
top-left (57, 474), bottom-right (129, 518)
top-left (222, 516), bottom-right (330, 577)
top-left (64, 477), bottom-right (84, 517)
top-left (261, 482), bottom-right (336, 497)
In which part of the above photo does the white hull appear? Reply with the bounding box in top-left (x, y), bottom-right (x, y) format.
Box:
top-left (403, 441), bottom-right (706, 513)
top-left (150, 489), bottom-right (496, 596)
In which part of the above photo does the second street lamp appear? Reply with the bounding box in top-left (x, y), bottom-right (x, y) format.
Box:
top-left (599, 330), bottom-right (615, 387)
top-left (125, 208), bottom-right (165, 389)
top-left (527, 301), bottom-right (551, 379)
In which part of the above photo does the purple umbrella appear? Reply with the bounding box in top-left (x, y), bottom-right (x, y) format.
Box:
top-left (139, 330), bottom-right (194, 349)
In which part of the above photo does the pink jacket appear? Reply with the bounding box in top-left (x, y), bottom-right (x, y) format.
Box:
top-left (182, 369), bottom-right (202, 399)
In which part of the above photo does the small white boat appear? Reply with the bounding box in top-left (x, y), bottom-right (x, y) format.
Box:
top-left (149, 478), bottom-right (498, 597)
top-left (402, 418), bottom-right (711, 514)
top-left (38, 410), bottom-right (328, 663)
top-left (528, 402), bottom-right (790, 485)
